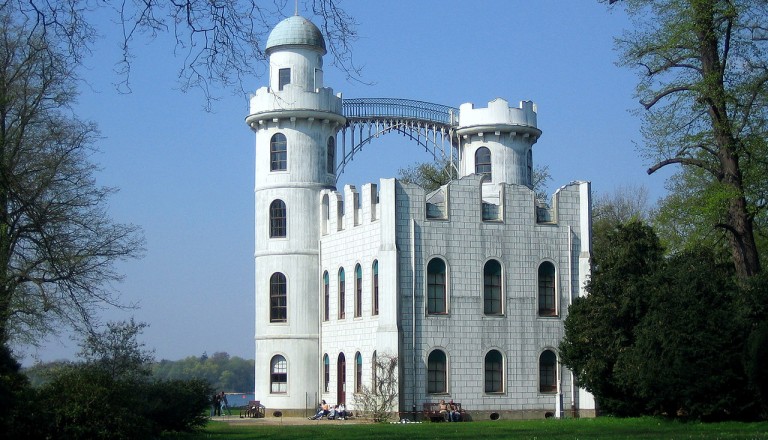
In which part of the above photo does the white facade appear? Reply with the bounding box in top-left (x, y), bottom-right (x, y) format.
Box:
top-left (247, 16), bottom-right (595, 419)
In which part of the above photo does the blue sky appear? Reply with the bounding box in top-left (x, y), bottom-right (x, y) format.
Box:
top-left (21, 1), bottom-right (670, 365)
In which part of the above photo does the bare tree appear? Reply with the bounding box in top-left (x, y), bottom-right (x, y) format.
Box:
top-left (353, 353), bottom-right (398, 422)
top-left (0, 11), bottom-right (144, 348)
top-left (5, 0), bottom-right (359, 102)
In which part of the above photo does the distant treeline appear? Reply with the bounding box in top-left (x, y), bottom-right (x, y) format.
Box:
top-left (24, 351), bottom-right (255, 393)
top-left (152, 352), bottom-right (254, 393)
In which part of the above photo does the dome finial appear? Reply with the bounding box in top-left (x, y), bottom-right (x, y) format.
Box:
top-left (294, 0), bottom-right (298, 16)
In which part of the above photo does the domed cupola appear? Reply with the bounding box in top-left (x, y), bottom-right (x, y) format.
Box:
top-left (266, 15), bottom-right (327, 55)
top-left (264, 15), bottom-right (327, 92)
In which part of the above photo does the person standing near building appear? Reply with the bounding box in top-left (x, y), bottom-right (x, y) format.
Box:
top-left (211, 392), bottom-right (221, 417)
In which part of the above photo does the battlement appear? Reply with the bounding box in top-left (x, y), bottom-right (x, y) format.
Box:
top-left (320, 183), bottom-right (380, 235)
top-left (399, 175), bottom-right (589, 228)
top-left (247, 85), bottom-right (344, 123)
top-left (457, 98), bottom-right (538, 132)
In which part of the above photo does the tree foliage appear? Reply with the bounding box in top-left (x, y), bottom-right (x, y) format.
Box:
top-left (13, 320), bottom-right (212, 439)
top-left (397, 158), bottom-right (552, 201)
top-left (607, 0), bottom-right (768, 277)
top-left (0, 6), bottom-right (144, 348)
top-left (397, 158), bottom-right (457, 192)
top-left (5, 0), bottom-right (358, 101)
top-left (561, 220), bottom-right (768, 419)
top-left (78, 318), bottom-right (154, 381)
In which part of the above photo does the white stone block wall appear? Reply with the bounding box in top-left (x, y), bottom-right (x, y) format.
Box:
top-left (394, 175), bottom-right (592, 418)
top-left (318, 180), bottom-right (399, 410)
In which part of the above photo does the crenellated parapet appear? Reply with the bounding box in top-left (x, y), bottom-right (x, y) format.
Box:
top-left (246, 85), bottom-right (346, 128)
top-left (320, 183), bottom-right (380, 236)
top-left (397, 175), bottom-right (589, 228)
top-left (456, 98), bottom-right (540, 139)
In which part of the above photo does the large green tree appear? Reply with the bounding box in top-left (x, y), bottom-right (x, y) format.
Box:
top-left (561, 220), bottom-right (767, 419)
top-left (607, 0), bottom-right (768, 277)
top-left (0, 9), bottom-right (144, 348)
top-left (560, 220), bottom-right (663, 416)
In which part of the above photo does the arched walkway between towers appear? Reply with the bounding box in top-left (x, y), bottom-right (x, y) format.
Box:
top-left (338, 98), bottom-right (460, 182)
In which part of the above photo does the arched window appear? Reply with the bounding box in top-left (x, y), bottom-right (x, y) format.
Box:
top-left (327, 137), bottom-right (335, 174)
top-left (323, 354), bottom-right (330, 392)
top-left (475, 147), bottom-right (492, 180)
top-left (338, 268), bottom-right (345, 319)
top-left (484, 259), bottom-right (503, 315)
top-left (270, 133), bottom-right (287, 171)
top-left (354, 264), bottom-right (362, 317)
top-left (539, 350), bottom-right (557, 393)
top-left (372, 260), bottom-right (379, 316)
top-left (427, 258), bottom-right (447, 315)
top-left (269, 200), bottom-right (286, 238)
top-left (269, 273), bottom-right (287, 323)
top-left (427, 349), bottom-right (447, 393)
top-left (485, 350), bottom-right (504, 393)
top-left (355, 352), bottom-right (363, 393)
top-left (323, 271), bottom-right (330, 321)
top-left (538, 261), bottom-right (557, 316)
top-left (371, 351), bottom-right (378, 394)
top-left (270, 355), bottom-right (287, 393)
top-left (527, 150), bottom-right (533, 186)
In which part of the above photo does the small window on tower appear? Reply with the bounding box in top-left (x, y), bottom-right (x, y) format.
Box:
top-left (278, 68), bottom-right (291, 91)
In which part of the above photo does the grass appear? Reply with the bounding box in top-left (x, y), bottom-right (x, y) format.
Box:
top-left (162, 417), bottom-right (768, 439)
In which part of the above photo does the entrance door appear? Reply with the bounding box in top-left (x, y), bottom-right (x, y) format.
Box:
top-left (337, 353), bottom-right (346, 404)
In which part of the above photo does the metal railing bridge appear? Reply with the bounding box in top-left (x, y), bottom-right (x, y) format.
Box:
top-left (337, 98), bottom-right (460, 181)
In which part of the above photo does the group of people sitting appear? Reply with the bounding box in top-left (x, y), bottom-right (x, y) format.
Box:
top-left (439, 399), bottom-right (462, 422)
top-left (309, 400), bottom-right (348, 420)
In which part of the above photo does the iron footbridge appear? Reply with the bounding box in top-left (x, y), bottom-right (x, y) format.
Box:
top-left (337, 98), bottom-right (460, 181)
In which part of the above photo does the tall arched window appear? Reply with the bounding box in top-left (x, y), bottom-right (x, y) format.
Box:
top-left (427, 349), bottom-right (447, 393)
top-left (485, 350), bottom-right (504, 393)
top-left (354, 264), bottom-right (362, 317)
top-left (539, 350), bottom-right (557, 393)
top-left (371, 351), bottom-right (378, 394)
top-left (484, 259), bottom-right (503, 315)
top-left (270, 355), bottom-right (287, 393)
top-left (269, 200), bottom-right (286, 238)
top-left (538, 261), bottom-right (557, 316)
top-left (427, 258), bottom-right (447, 315)
top-left (527, 150), bottom-right (533, 186)
top-left (338, 268), bottom-right (345, 319)
top-left (355, 352), bottom-right (363, 393)
top-left (270, 133), bottom-right (287, 171)
top-left (327, 136), bottom-right (335, 174)
top-left (475, 147), bottom-right (492, 180)
top-left (372, 260), bottom-right (379, 316)
top-left (323, 354), bottom-right (330, 392)
top-left (269, 272), bottom-right (287, 323)
top-left (323, 271), bottom-right (330, 321)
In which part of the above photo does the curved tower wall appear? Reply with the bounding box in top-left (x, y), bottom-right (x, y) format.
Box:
top-left (457, 98), bottom-right (542, 187)
top-left (247, 24), bottom-right (344, 410)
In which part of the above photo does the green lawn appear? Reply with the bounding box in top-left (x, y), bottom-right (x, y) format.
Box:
top-left (163, 417), bottom-right (768, 439)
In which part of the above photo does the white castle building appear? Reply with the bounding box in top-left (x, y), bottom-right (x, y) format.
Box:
top-left (246, 15), bottom-right (596, 420)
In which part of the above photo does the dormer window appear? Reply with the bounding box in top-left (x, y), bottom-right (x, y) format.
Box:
top-left (278, 68), bottom-right (291, 91)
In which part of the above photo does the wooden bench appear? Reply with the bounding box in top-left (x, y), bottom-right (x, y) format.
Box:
top-left (240, 400), bottom-right (265, 418)
top-left (423, 402), bottom-right (465, 422)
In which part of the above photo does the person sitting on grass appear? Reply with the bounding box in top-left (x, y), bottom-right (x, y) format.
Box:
top-left (309, 400), bottom-right (330, 420)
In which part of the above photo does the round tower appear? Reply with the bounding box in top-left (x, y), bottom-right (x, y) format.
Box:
top-left (456, 98), bottom-right (542, 187)
top-left (245, 15), bottom-right (345, 411)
